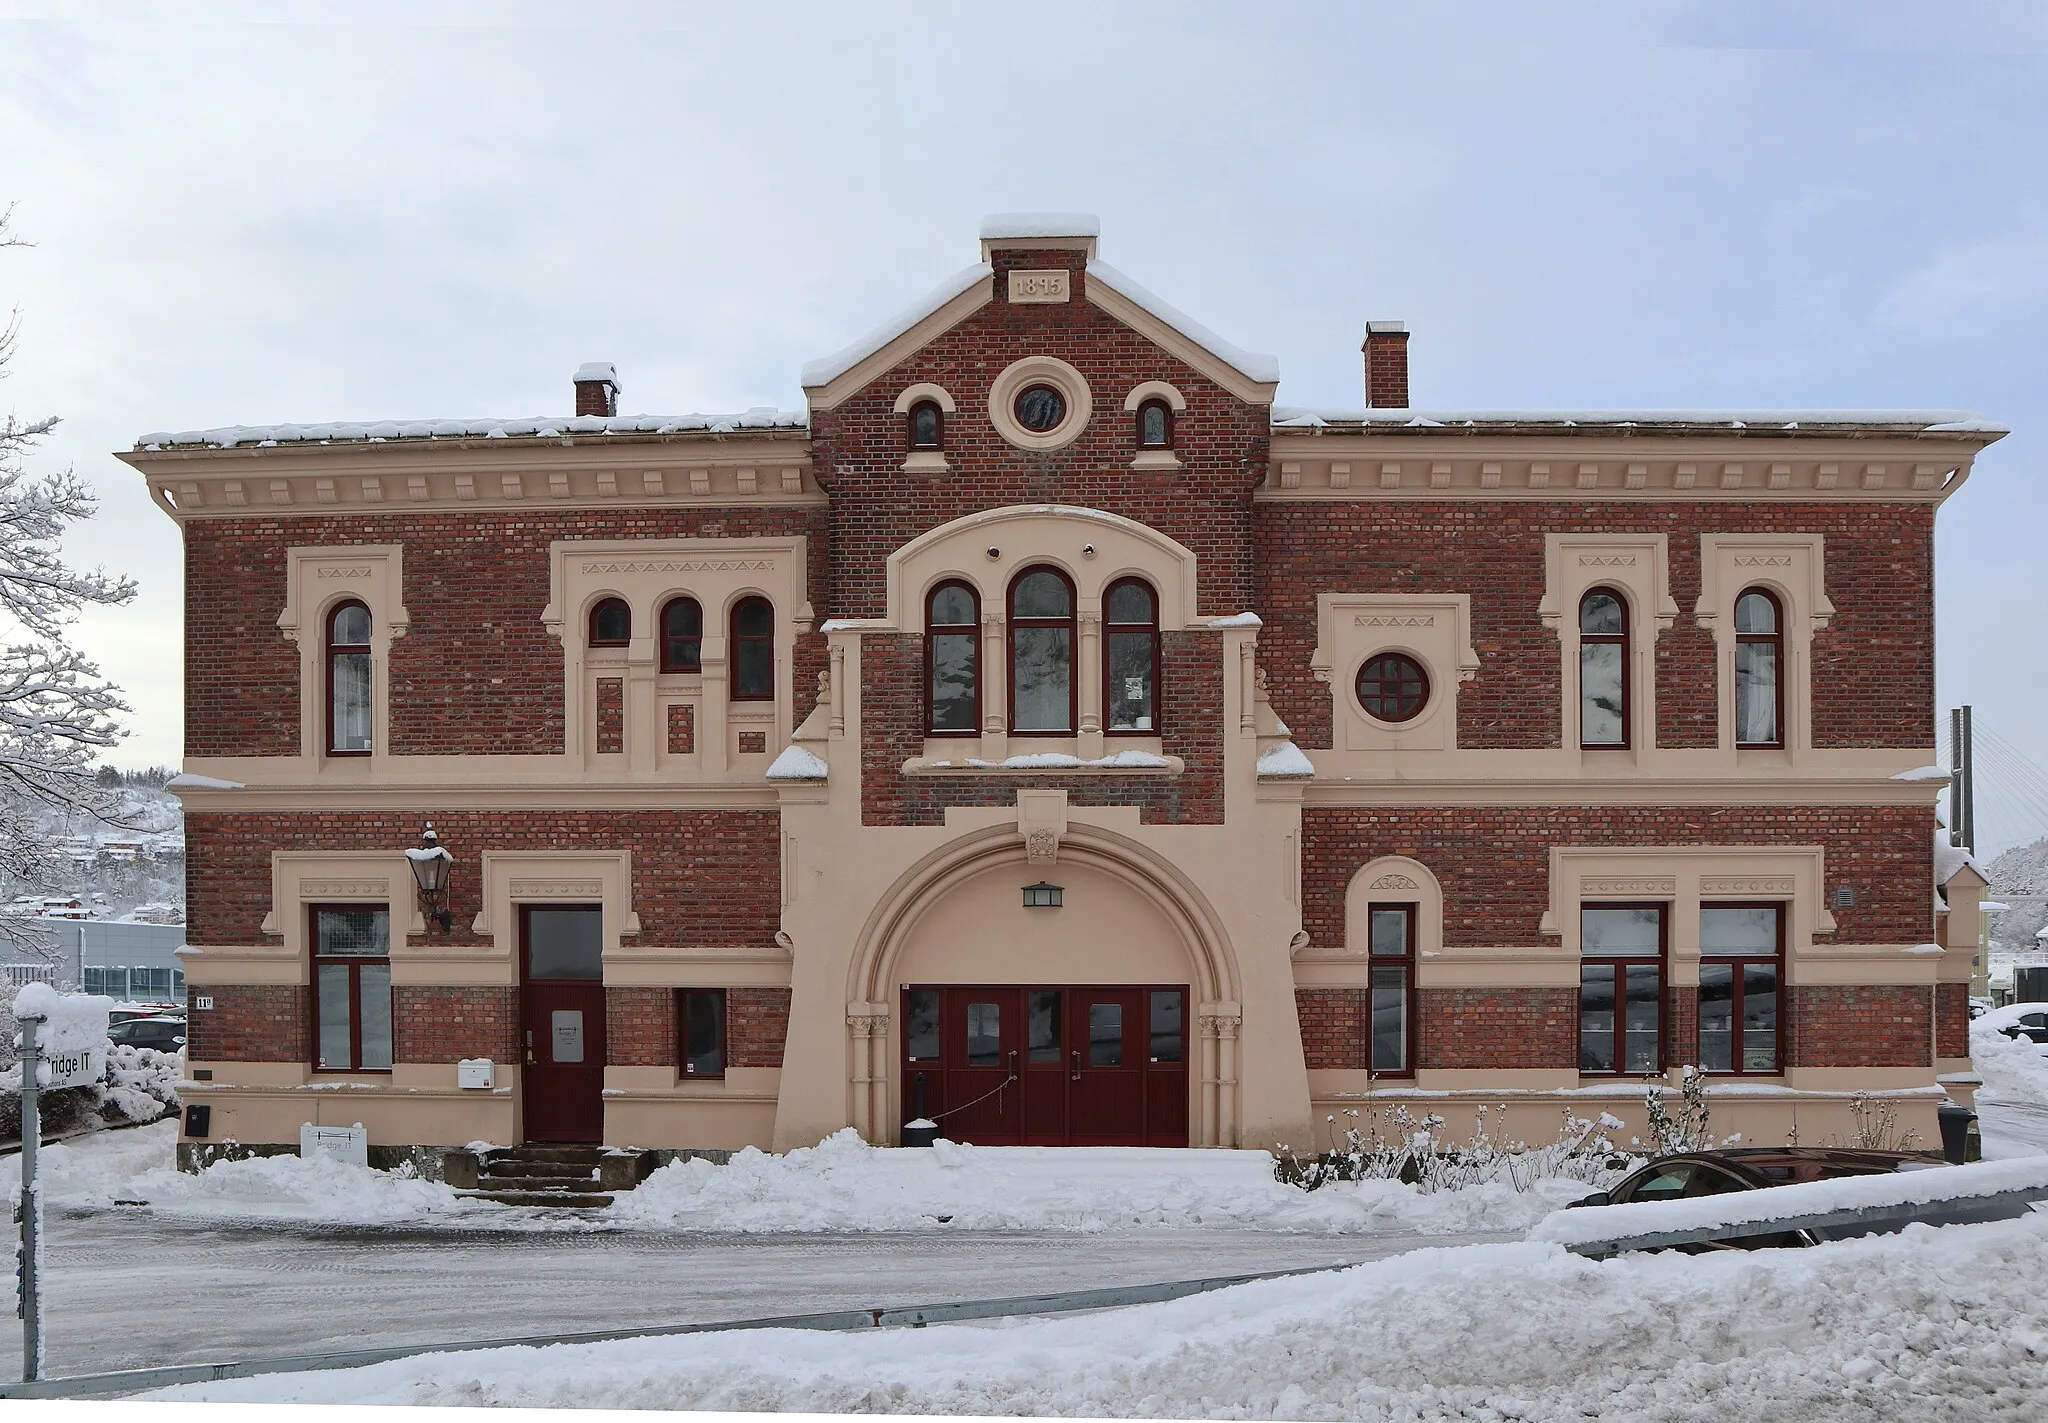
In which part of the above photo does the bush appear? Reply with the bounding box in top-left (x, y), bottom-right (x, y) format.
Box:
top-left (1276, 1101), bottom-right (1638, 1194)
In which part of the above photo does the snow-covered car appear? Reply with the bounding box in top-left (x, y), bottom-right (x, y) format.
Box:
top-left (107, 1016), bottom-right (186, 1052)
top-left (1561, 1147), bottom-right (1999, 1250)
top-left (1978, 1001), bottom-right (2048, 1045)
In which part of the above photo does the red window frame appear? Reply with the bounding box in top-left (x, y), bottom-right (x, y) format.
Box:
top-left (1135, 398), bottom-right (1173, 449)
top-left (588, 597), bottom-right (631, 648)
top-left (1366, 901), bottom-right (1416, 1077)
top-left (309, 904), bottom-right (392, 1074)
top-left (677, 987), bottom-right (728, 1079)
top-left (1007, 565), bottom-right (1077, 733)
top-left (729, 596), bottom-right (775, 702)
top-left (660, 596), bottom-right (703, 673)
top-left (1578, 586), bottom-right (1631, 750)
top-left (1102, 576), bottom-right (1161, 737)
top-left (1734, 587), bottom-right (1784, 749)
top-left (325, 598), bottom-right (373, 757)
top-left (907, 400), bottom-right (944, 451)
top-left (925, 579), bottom-right (980, 737)
top-left (1698, 901), bottom-right (1785, 1076)
top-left (1578, 901), bottom-right (1666, 1075)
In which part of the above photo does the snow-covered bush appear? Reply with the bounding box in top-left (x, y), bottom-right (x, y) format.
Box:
top-left (1275, 1102), bottom-right (1637, 1194)
top-left (0, 1041), bottom-right (179, 1139)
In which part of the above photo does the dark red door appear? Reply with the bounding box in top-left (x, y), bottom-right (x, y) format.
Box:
top-left (521, 905), bottom-right (606, 1143)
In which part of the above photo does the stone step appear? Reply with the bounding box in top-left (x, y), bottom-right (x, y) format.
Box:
top-left (495, 1144), bottom-right (608, 1164)
top-left (457, 1188), bottom-right (616, 1209)
top-left (479, 1174), bottom-right (611, 1194)
top-left (483, 1158), bottom-right (600, 1180)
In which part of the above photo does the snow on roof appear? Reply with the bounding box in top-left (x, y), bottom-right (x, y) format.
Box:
top-left (573, 362), bottom-right (619, 386)
top-left (765, 745), bottom-right (829, 781)
top-left (1272, 407), bottom-right (2006, 434)
top-left (800, 263), bottom-right (993, 389)
top-left (1934, 829), bottom-right (1988, 887)
top-left (1256, 741), bottom-right (1316, 778)
top-left (979, 212), bottom-right (1101, 240)
top-left (135, 409), bottom-right (805, 450)
top-left (1085, 261), bottom-right (1280, 386)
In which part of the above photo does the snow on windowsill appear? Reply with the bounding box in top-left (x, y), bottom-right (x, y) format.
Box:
top-left (1207, 612), bottom-right (1263, 628)
top-left (1892, 764), bottom-right (1950, 782)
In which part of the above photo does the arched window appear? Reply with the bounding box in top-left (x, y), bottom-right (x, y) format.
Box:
top-left (1104, 578), bottom-right (1160, 733)
top-left (588, 597), bottom-right (631, 648)
top-left (1135, 399), bottom-right (1173, 450)
top-left (907, 399), bottom-right (944, 451)
top-left (660, 597), bottom-right (703, 673)
top-left (326, 600), bottom-right (373, 755)
top-left (926, 581), bottom-right (979, 735)
top-left (1734, 588), bottom-right (1782, 748)
top-left (1579, 588), bottom-right (1629, 748)
top-left (1008, 566), bottom-right (1075, 733)
top-left (730, 596), bottom-right (775, 701)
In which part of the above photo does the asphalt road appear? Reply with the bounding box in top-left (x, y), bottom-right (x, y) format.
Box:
top-left (1978, 1095), bottom-right (2048, 1154)
top-left (32, 1211), bottom-right (1502, 1380)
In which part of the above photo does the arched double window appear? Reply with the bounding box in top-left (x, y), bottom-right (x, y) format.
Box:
top-left (1579, 588), bottom-right (1629, 748)
top-left (588, 597), bottom-right (631, 648)
top-left (1135, 398), bottom-right (1173, 451)
top-left (1009, 566), bottom-right (1075, 733)
top-left (1734, 588), bottom-right (1782, 748)
top-left (326, 600), bottom-right (373, 755)
top-left (1104, 578), bottom-right (1160, 733)
top-left (926, 581), bottom-right (980, 735)
top-left (907, 399), bottom-right (944, 452)
top-left (660, 597), bottom-right (703, 673)
top-left (730, 597), bottom-right (775, 701)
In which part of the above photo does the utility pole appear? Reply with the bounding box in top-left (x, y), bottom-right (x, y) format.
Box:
top-left (1949, 706), bottom-right (1976, 851)
top-left (15, 1011), bottom-right (42, 1382)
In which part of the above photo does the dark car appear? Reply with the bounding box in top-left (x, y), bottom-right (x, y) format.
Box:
top-left (108, 1016), bottom-right (187, 1053)
top-left (1564, 1147), bottom-right (1994, 1250)
top-left (1998, 1010), bottom-right (2048, 1044)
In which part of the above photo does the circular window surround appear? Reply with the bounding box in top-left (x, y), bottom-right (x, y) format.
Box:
top-left (988, 356), bottom-right (1092, 451)
top-left (1352, 649), bottom-right (1436, 727)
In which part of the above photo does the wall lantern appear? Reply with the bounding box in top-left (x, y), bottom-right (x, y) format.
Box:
top-left (1022, 882), bottom-right (1064, 909)
top-left (406, 823), bottom-right (456, 932)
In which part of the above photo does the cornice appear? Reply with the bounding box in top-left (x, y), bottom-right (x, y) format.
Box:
top-left (1302, 777), bottom-right (1945, 807)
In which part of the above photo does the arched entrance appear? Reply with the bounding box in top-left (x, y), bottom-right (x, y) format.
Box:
top-left (845, 825), bottom-right (1243, 1146)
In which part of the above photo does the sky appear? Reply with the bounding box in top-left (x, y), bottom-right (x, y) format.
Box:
top-left (1, 1), bottom-right (2044, 847)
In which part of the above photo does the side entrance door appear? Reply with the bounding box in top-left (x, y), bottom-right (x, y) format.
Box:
top-left (520, 904), bottom-right (606, 1143)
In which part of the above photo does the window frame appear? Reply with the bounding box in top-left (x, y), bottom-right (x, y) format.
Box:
top-left (1578, 900), bottom-right (1666, 1076)
top-left (1578, 586), bottom-right (1631, 750)
top-left (325, 598), bottom-right (374, 757)
top-left (1354, 651), bottom-right (1431, 725)
top-left (659, 595), bottom-right (704, 674)
top-left (1135, 398), bottom-right (1173, 450)
top-left (677, 987), bottom-right (729, 1079)
top-left (1733, 587), bottom-right (1785, 750)
top-left (587, 597), bottom-right (632, 649)
top-left (728, 595), bottom-right (776, 702)
top-left (1697, 901), bottom-right (1786, 1077)
top-left (907, 399), bottom-right (945, 451)
top-left (1102, 576), bottom-right (1161, 737)
top-left (1006, 564), bottom-right (1078, 734)
top-left (1366, 901), bottom-right (1417, 1078)
top-left (924, 579), bottom-right (981, 738)
top-left (309, 903), bottom-right (393, 1075)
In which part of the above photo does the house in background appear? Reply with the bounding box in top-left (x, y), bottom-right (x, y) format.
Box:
top-left (127, 216), bottom-right (1999, 1168)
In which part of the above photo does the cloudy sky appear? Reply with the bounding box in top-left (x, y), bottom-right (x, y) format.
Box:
top-left (3, 2), bottom-right (2045, 848)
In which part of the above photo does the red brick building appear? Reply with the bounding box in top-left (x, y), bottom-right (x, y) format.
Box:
top-left (129, 216), bottom-right (2001, 1161)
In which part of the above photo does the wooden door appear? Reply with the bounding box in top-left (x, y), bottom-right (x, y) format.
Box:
top-left (520, 905), bottom-right (606, 1143)
top-left (941, 987), bottom-right (1021, 1143)
top-left (1067, 987), bottom-right (1145, 1144)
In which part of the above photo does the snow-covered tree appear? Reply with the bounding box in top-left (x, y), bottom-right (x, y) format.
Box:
top-left (0, 206), bottom-right (137, 960)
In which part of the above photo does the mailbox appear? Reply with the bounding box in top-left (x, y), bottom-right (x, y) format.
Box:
top-left (457, 1058), bottom-right (495, 1090)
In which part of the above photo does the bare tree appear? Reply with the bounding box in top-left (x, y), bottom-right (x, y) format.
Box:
top-left (0, 205), bottom-right (138, 967)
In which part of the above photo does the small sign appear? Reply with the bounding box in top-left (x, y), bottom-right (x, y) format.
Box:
top-left (193, 996), bottom-right (215, 1011)
top-left (299, 1123), bottom-right (368, 1168)
top-left (552, 1011), bottom-right (585, 1064)
top-left (1007, 269), bottom-right (1071, 304)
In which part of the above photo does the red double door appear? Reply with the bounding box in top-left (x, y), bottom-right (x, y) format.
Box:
top-left (901, 984), bottom-right (1189, 1146)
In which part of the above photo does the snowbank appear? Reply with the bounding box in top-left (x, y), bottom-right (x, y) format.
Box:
top-left (608, 1128), bottom-right (1587, 1236)
top-left (1972, 1009), bottom-right (2048, 1109)
top-left (146, 1213), bottom-right (2048, 1415)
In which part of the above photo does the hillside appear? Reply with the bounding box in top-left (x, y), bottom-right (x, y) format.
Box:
top-left (1985, 835), bottom-right (2048, 965)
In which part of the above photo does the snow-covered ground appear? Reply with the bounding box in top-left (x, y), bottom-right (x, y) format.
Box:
top-left (144, 1212), bottom-right (2048, 1417)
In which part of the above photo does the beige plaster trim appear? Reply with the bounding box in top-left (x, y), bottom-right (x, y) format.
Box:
top-left (1129, 449), bottom-right (1184, 472)
top-left (182, 949), bottom-right (305, 986)
top-left (1083, 280), bottom-right (1278, 405)
top-left (601, 946), bottom-right (793, 988)
top-left (262, 848), bottom-right (420, 953)
top-left (470, 849), bottom-right (640, 947)
top-left (1317, 856), bottom-right (1442, 962)
top-left (1694, 532), bottom-right (1831, 758)
top-left (1122, 380), bottom-right (1189, 413)
top-left (981, 234), bottom-right (1097, 261)
top-left (1540, 532), bottom-right (1676, 767)
top-left (1300, 768), bottom-right (1946, 805)
top-left (1311, 593), bottom-right (1478, 755)
top-left (892, 382), bottom-right (959, 415)
top-left (277, 544), bottom-right (408, 764)
top-left (168, 764), bottom-right (780, 809)
top-left (901, 450), bottom-right (951, 475)
top-left (987, 356), bottom-right (1093, 451)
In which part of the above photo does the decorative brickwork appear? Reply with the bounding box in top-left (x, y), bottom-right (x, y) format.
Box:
top-left (1295, 988), bottom-right (1371, 1069)
top-left (729, 987), bottom-right (791, 1068)
top-left (1789, 985), bottom-right (1930, 1067)
top-left (185, 984), bottom-right (308, 1062)
top-left (606, 986), bottom-right (676, 1067)
top-left (1303, 805), bottom-right (1929, 950)
top-left (183, 507), bottom-right (827, 758)
top-left (185, 809), bottom-right (782, 949)
top-left (667, 703), bottom-right (695, 754)
top-left (595, 679), bottom-right (624, 754)
top-left (737, 731), bottom-right (766, 754)
top-left (1253, 501), bottom-right (1934, 752)
top-left (811, 251), bottom-right (1268, 620)
top-left (1935, 981), bottom-right (1971, 1059)
top-left (1415, 987), bottom-right (1579, 1070)
top-left (391, 986), bottom-right (519, 1062)
top-left (1668, 984), bottom-right (1700, 1069)
top-left (859, 631), bottom-right (1225, 826)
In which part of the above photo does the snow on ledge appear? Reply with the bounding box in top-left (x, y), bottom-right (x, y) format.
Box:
top-left (1271, 407), bottom-right (2006, 434)
top-left (135, 409), bottom-right (805, 450)
top-left (165, 773), bottom-right (244, 791)
top-left (1257, 741), bottom-right (1316, 778)
top-left (1892, 764), bottom-right (1950, 782)
top-left (919, 751), bottom-right (1173, 771)
top-left (1086, 261), bottom-right (1279, 386)
top-left (766, 745), bottom-right (829, 781)
top-left (800, 263), bottom-right (993, 389)
top-left (1208, 612), bottom-right (1263, 628)
top-left (979, 212), bottom-right (1101, 240)
top-left (1905, 942), bottom-right (1946, 955)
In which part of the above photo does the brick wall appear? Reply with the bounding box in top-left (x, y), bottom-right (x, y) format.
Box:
top-left (1415, 987), bottom-right (1579, 1069)
top-left (1668, 985), bottom-right (1700, 1069)
top-left (391, 986), bottom-right (519, 1062)
top-left (1253, 500), bottom-right (1934, 751)
top-left (183, 507), bottom-right (828, 758)
top-left (185, 809), bottom-right (782, 948)
top-left (1935, 981), bottom-right (1970, 1059)
top-left (667, 703), bottom-right (695, 755)
top-left (730, 987), bottom-right (792, 1068)
top-left (595, 679), bottom-right (624, 754)
top-left (811, 251), bottom-right (1268, 620)
top-left (1790, 985), bottom-right (1930, 1067)
top-left (1296, 987), bottom-right (1371, 1069)
top-left (1304, 805), bottom-right (1930, 950)
top-left (607, 986), bottom-right (675, 1067)
top-left (858, 630), bottom-right (1225, 826)
top-left (186, 984), bottom-right (307, 1061)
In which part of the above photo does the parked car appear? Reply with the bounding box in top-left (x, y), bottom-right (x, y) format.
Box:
top-left (1563, 1147), bottom-right (2026, 1250)
top-left (1996, 1009), bottom-right (2048, 1045)
top-left (107, 1016), bottom-right (186, 1052)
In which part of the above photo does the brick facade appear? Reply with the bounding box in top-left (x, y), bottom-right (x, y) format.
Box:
top-left (730, 987), bottom-right (792, 1068)
top-left (606, 986), bottom-right (676, 1067)
top-left (1414, 988), bottom-right (1579, 1070)
top-left (391, 986), bottom-right (519, 1063)
top-left (1935, 982), bottom-right (1971, 1060)
top-left (186, 984), bottom-right (308, 1062)
top-left (1790, 985), bottom-right (1931, 1067)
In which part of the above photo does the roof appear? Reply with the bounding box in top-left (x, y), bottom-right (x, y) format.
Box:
top-left (134, 409), bottom-right (806, 450)
top-left (1272, 408), bottom-right (2006, 437)
top-left (979, 212), bottom-right (1101, 240)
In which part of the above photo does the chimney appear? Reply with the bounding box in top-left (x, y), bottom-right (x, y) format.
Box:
top-left (1363, 322), bottom-right (1409, 409)
top-left (573, 361), bottom-right (620, 418)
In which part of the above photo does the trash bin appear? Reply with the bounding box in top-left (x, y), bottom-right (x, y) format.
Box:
top-left (901, 1118), bottom-right (938, 1148)
top-left (1936, 1100), bottom-right (1976, 1165)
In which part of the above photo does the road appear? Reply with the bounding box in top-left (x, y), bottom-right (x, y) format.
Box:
top-left (1977, 1096), bottom-right (2048, 1155)
top-left (33, 1210), bottom-right (1505, 1380)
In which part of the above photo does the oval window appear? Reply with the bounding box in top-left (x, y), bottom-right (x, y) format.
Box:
top-left (1355, 653), bottom-right (1430, 723)
top-left (1014, 384), bottom-right (1067, 433)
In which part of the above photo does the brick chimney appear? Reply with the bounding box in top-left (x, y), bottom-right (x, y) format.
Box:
top-left (1363, 322), bottom-right (1409, 409)
top-left (573, 362), bottom-right (619, 418)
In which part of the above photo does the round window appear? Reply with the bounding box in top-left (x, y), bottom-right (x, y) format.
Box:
top-left (1014, 384), bottom-right (1067, 433)
top-left (1355, 653), bottom-right (1430, 723)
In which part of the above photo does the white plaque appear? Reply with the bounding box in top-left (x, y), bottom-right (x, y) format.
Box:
top-left (551, 1011), bottom-right (585, 1064)
top-left (1007, 269), bottom-right (1071, 304)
